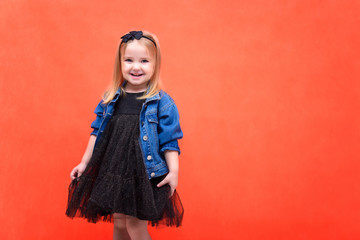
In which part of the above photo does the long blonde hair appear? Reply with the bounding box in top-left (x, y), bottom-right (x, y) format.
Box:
top-left (102, 31), bottom-right (162, 104)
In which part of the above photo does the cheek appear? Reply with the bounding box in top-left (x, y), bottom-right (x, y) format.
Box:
top-left (148, 67), bottom-right (155, 77)
top-left (149, 63), bottom-right (156, 74)
top-left (121, 64), bottom-right (130, 73)
top-left (143, 65), bottom-right (152, 73)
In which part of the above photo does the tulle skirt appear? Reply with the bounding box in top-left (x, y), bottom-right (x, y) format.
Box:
top-left (65, 113), bottom-right (184, 227)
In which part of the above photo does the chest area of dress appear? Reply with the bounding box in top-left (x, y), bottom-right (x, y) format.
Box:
top-left (113, 93), bottom-right (146, 115)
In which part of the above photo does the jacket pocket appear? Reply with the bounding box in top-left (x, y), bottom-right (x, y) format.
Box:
top-left (145, 112), bottom-right (159, 148)
top-left (146, 113), bottom-right (159, 124)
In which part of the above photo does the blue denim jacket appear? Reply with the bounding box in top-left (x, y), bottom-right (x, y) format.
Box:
top-left (90, 88), bottom-right (183, 179)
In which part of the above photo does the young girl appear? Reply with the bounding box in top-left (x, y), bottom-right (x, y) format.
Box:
top-left (65, 30), bottom-right (184, 240)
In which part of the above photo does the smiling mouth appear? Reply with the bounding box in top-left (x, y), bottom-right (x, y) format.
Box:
top-left (131, 73), bottom-right (143, 77)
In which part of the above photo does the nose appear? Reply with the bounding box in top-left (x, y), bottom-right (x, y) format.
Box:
top-left (132, 62), bottom-right (140, 70)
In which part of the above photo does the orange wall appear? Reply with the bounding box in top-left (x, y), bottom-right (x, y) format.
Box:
top-left (1, 1), bottom-right (359, 239)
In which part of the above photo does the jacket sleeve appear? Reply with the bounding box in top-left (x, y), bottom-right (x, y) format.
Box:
top-left (90, 99), bottom-right (105, 136)
top-left (158, 97), bottom-right (183, 155)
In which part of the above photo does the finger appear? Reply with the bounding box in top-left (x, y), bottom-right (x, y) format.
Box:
top-left (70, 170), bottom-right (76, 180)
top-left (168, 188), bottom-right (175, 198)
top-left (157, 179), bottom-right (168, 187)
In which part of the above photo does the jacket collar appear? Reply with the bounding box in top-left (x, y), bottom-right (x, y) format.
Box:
top-left (145, 91), bottom-right (160, 103)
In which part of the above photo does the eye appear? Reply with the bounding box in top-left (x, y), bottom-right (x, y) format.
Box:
top-left (124, 58), bottom-right (132, 62)
top-left (141, 59), bottom-right (149, 63)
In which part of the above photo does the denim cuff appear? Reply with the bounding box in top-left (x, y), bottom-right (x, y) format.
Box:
top-left (90, 129), bottom-right (98, 136)
top-left (160, 140), bottom-right (181, 155)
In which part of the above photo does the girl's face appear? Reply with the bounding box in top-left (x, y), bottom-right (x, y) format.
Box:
top-left (121, 40), bottom-right (155, 92)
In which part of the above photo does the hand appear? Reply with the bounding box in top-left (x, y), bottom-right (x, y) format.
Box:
top-left (70, 162), bottom-right (87, 180)
top-left (157, 172), bottom-right (178, 198)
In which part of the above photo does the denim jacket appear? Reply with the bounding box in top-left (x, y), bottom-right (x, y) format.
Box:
top-left (90, 88), bottom-right (183, 179)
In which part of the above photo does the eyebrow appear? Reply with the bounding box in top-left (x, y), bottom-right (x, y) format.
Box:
top-left (123, 56), bottom-right (151, 59)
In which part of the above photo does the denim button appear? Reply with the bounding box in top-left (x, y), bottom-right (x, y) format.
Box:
top-left (143, 135), bottom-right (148, 141)
top-left (147, 155), bottom-right (152, 160)
top-left (150, 172), bottom-right (155, 177)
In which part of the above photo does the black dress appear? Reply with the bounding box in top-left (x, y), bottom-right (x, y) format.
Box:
top-left (65, 92), bottom-right (184, 227)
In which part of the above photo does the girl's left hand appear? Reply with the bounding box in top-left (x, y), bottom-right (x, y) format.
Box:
top-left (157, 172), bottom-right (178, 198)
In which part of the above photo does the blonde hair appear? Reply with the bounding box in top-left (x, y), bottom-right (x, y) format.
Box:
top-left (102, 31), bottom-right (162, 104)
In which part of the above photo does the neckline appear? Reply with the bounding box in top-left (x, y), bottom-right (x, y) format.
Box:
top-left (125, 91), bottom-right (145, 94)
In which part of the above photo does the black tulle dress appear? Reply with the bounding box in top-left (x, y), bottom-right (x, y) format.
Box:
top-left (65, 92), bottom-right (184, 227)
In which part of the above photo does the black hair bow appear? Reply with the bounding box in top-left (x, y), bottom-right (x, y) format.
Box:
top-left (121, 31), bottom-right (143, 43)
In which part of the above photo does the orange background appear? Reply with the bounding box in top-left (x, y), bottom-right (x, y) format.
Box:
top-left (1, 1), bottom-right (360, 239)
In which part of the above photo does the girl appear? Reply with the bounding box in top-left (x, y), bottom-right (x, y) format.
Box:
top-left (65, 30), bottom-right (184, 240)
